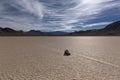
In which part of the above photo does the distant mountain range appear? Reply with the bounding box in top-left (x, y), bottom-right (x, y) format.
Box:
top-left (0, 28), bottom-right (67, 36)
top-left (69, 21), bottom-right (120, 36)
top-left (0, 21), bottom-right (120, 36)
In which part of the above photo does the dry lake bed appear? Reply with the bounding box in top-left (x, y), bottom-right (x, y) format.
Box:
top-left (0, 37), bottom-right (120, 80)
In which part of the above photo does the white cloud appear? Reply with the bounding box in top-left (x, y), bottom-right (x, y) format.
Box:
top-left (0, 0), bottom-right (120, 31)
top-left (82, 22), bottom-right (112, 28)
top-left (44, 0), bottom-right (119, 30)
top-left (14, 0), bottom-right (45, 19)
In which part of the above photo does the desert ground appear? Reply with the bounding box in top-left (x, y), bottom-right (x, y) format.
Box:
top-left (0, 37), bottom-right (120, 80)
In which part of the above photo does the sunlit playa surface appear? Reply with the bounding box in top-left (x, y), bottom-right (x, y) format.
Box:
top-left (0, 37), bottom-right (120, 80)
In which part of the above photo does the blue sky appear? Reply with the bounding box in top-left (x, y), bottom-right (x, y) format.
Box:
top-left (0, 0), bottom-right (120, 32)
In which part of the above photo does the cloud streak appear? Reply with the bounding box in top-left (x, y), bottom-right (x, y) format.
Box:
top-left (0, 0), bottom-right (120, 31)
top-left (14, 0), bottom-right (45, 18)
top-left (81, 22), bottom-right (112, 28)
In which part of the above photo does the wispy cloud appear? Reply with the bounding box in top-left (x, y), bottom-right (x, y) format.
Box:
top-left (14, 0), bottom-right (45, 19)
top-left (81, 22), bottom-right (112, 28)
top-left (0, 0), bottom-right (120, 31)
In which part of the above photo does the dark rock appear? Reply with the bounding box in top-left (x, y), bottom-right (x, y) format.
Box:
top-left (64, 49), bottom-right (71, 56)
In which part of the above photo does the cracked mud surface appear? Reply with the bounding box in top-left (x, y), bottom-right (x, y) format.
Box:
top-left (0, 37), bottom-right (120, 80)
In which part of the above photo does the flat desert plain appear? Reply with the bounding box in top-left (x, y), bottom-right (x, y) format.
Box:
top-left (0, 37), bottom-right (120, 80)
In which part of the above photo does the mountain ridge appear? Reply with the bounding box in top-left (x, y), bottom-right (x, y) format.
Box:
top-left (68, 21), bottom-right (120, 36)
top-left (0, 21), bottom-right (120, 36)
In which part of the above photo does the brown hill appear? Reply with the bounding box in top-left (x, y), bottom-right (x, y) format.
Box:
top-left (69, 21), bottom-right (120, 36)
